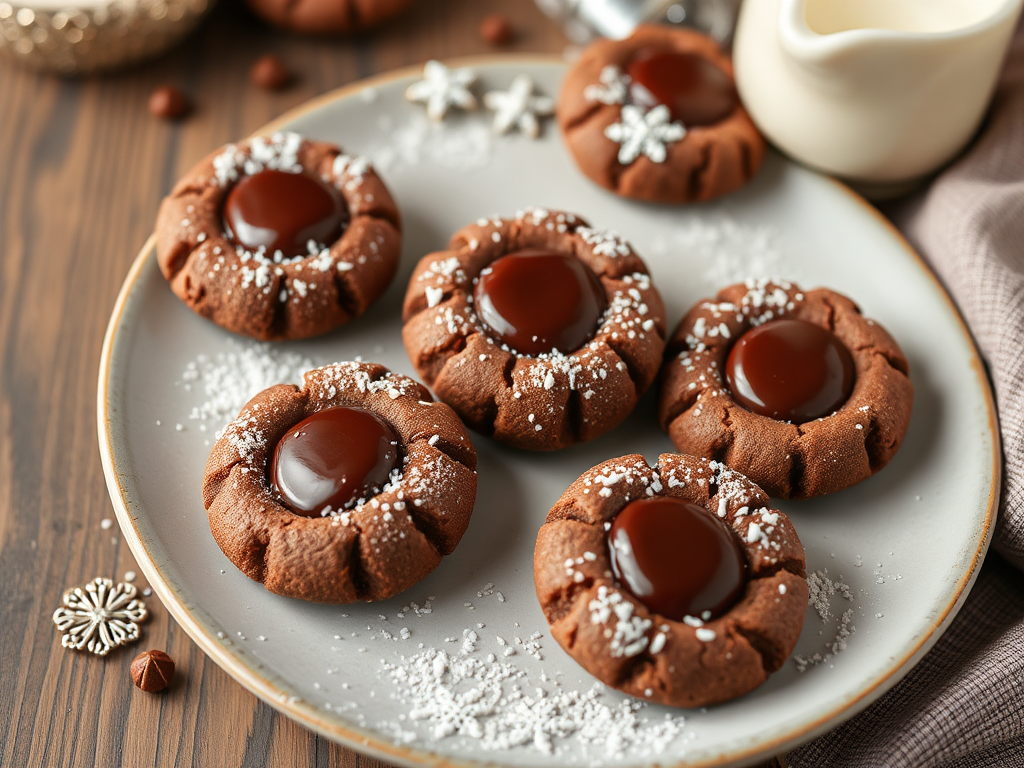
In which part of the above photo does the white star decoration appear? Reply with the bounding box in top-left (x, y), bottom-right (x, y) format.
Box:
top-left (583, 65), bottom-right (630, 105)
top-left (52, 577), bottom-right (148, 656)
top-left (604, 104), bottom-right (686, 165)
top-left (483, 75), bottom-right (555, 138)
top-left (405, 60), bottom-right (478, 121)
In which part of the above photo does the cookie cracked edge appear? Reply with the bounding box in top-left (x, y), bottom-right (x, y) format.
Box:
top-left (534, 452), bottom-right (808, 708)
top-left (155, 132), bottom-right (402, 341)
top-left (657, 278), bottom-right (914, 498)
top-left (202, 361), bottom-right (477, 604)
top-left (401, 207), bottom-right (667, 451)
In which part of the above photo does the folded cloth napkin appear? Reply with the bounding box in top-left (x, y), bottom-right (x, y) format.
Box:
top-left (789, 19), bottom-right (1024, 768)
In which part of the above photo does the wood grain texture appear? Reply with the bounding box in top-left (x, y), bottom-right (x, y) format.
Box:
top-left (0, 1), bottom-right (780, 765)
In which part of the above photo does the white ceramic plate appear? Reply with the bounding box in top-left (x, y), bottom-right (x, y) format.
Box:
top-left (98, 59), bottom-right (999, 767)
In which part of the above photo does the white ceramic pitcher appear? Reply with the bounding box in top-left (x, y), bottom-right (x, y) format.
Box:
top-left (733, 0), bottom-right (1023, 193)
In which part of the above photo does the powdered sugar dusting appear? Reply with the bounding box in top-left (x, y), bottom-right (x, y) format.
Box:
top-left (369, 113), bottom-right (493, 173)
top-left (648, 217), bottom-right (795, 292)
top-left (581, 457), bottom-right (662, 500)
top-left (380, 643), bottom-right (688, 759)
top-left (308, 361), bottom-right (423, 402)
top-left (213, 131), bottom-right (303, 187)
top-left (180, 340), bottom-right (315, 432)
top-left (588, 586), bottom-right (652, 658)
top-left (794, 569), bottom-right (856, 672)
top-left (577, 226), bottom-right (632, 258)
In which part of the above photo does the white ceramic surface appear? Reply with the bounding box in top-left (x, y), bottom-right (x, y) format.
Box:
top-left (733, 0), bottom-right (1023, 188)
top-left (98, 60), bottom-right (999, 767)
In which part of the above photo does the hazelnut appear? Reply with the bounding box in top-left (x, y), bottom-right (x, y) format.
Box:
top-left (130, 649), bottom-right (175, 692)
top-left (250, 54), bottom-right (292, 91)
top-left (480, 14), bottom-right (514, 46)
top-left (148, 86), bottom-right (190, 121)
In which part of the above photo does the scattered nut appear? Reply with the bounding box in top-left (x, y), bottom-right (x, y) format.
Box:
top-left (148, 86), bottom-right (190, 120)
top-left (480, 14), bottom-right (514, 46)
top-left (250, 54), bottom-right (292, 91)
top-left (130, 649), bottom-right (175, 692)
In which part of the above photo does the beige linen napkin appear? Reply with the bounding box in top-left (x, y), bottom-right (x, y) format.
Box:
top-left (789, 19), bottom-right (1024, 768)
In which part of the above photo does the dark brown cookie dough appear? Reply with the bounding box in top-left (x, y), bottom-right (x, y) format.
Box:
top-left (558, 25), bottom-right (765, 204)
top-left (658, 279), bottom-right (914, 499)
top-left (534, 453), bottom-right (807, 708)
top-left (202, 361), bottom-right (477, 604)
top-left (156, 132), bottom-right (401, 341)
top-left (244, 0), bottom-right (413, 35)
top-left (401, 208), bottom-right (667, 451)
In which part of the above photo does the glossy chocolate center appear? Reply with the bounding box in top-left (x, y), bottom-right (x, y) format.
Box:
top-left (473, 248), bottom-right (607, 356)
top-left (608, 497), bottom-right (747, 621)
top-left (223, 169), bottom-right (348, 259)
top-left (270, 406), bottom-right (399, 517)
top-left (725, 318), bottom-right (856, 423)
top-left (627, 48), bottom-right (738, 126)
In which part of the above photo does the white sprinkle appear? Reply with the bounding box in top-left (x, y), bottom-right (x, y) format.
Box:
top-left (649, 633), bottom-right (667, 654)
top-left (425, 286), bottom-right (444, 307)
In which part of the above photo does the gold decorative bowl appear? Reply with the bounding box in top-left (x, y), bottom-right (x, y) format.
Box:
top-left (0, 0), bottom-right (213, 74)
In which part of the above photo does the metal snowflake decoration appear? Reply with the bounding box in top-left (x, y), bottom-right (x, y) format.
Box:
top-left (405, 60), bottom-right (478, 121)
top-left (483, 75), bottom-right (556, 138)
top-left (604, 104), bottom-right (686, 165)
top-left (583, 65), bottom-right (630, 105)
top-left (53, 577), bottom-right (148, 656)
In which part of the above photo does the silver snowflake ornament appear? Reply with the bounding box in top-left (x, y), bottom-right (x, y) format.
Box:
top-left (405, 60), bottom-right (478, 121)
top-left (483, 75), bottom-right (556, 139)
top-left (53, 577), bottom-right (148, 656)
top-left (604, 104), bottom-right (686, 165)
top-left (584, 65), bottom-right (630, 105)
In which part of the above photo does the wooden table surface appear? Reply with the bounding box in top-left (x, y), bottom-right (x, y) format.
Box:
top-left (0, 1), bottom-right (781, 765)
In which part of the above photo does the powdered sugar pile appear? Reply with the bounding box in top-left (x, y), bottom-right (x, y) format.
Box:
top-left (380, 644), bottom-right (688, 759)
top-left (794, 569), bottom-right (856, 672)
top-left (179, 340), bottom-right (316, 433)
